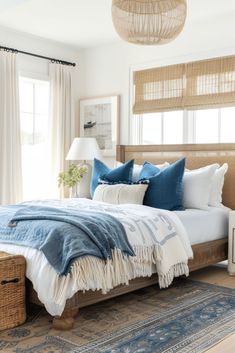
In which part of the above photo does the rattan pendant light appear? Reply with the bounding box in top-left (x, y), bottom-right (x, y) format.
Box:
top-left (112, 0), bottom-right (187, 45)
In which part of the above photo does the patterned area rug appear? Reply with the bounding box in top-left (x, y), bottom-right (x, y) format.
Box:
top-left (1, 279), bottom-right (235, 353)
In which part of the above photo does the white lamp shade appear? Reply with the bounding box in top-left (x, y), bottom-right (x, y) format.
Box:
top-left (66, 137), bottom-right (102, 161)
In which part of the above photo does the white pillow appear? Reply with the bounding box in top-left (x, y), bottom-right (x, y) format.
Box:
top-left (116, 161), bottom-right (169, 182)
top-left (93, 183), bottom-right (148, 205)
top-left (183, 164), bottom-right (219, 210)
top-left (209, 163), bottom-right (228, 207)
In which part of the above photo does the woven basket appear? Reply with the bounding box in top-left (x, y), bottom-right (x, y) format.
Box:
top-left (0, 252), bottom-right (26, 330)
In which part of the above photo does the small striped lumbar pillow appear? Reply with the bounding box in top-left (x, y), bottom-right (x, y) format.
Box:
top-left (93, 183), bottom-right (149, 205)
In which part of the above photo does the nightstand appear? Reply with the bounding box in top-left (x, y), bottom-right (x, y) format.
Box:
top-left (228, 211), bottom-right (235, 275)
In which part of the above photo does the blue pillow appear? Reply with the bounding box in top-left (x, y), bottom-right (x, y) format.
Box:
top-left (139, 158), bottom-right (185, 210)
top-left (90, 159), bottom-right (134, 196)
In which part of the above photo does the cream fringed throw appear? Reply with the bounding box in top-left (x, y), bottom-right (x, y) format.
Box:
top-left (0, 199), bottom-right (193, 316)
top-left (63, 246), bottom-right (189, 296)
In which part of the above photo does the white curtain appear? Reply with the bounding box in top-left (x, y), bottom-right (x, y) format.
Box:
top-left (49, 63), bottom-right (75, 197)
top-left (0, 51), bottom-right (22, 204)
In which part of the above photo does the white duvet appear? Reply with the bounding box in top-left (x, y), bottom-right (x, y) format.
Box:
top-left (0, 199), bottom-right (193, 316)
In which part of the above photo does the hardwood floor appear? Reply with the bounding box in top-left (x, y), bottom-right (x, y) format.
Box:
top-left (190, 264), bottom-right (235, 353)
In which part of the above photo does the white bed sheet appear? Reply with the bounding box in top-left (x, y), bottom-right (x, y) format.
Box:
top-left (174, 207), bottom-right (229, 245)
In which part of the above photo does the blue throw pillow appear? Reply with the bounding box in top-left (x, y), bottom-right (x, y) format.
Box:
top-left (90, 159), bottom-right (134, 196)
top-left (139, 158), bottom-right (185, 210)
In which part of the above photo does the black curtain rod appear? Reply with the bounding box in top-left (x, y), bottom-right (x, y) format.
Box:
top-left (0, 45), bottom-right (76, 67)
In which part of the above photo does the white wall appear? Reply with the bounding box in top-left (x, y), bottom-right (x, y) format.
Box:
top-left (78, 14), bottom-right (235, 145)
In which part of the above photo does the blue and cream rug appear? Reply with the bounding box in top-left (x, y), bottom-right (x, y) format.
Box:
top-left (1, 278), bottom-right (235, 353)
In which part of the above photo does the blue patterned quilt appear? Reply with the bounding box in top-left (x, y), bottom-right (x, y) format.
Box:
top-left (0, 203), bottom-right (134, 275)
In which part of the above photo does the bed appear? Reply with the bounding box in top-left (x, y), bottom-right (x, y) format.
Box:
top-left (0, 143), bottom-right (234, 330)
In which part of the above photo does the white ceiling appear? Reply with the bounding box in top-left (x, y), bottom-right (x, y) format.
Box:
top-left (0, 0), bottom-right (235, 49)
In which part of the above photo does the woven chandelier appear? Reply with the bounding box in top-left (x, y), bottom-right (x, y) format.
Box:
top-left (112, 0), bottom-right (187, 45)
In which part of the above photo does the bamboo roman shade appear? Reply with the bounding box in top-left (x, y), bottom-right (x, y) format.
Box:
top-left (133, 55), bottom-right (235, 114)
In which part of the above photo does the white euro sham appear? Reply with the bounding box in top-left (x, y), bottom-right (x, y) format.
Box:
top-left (209, 163), bottom-right (228, 207)
top-left (183, 164), bottom-right (219, 210)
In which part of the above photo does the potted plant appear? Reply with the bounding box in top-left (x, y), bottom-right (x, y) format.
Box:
top-left (58, 164), bottom-right (87, 198)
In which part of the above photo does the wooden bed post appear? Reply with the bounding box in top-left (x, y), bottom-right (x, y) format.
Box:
top-left (52, 307), bottom-right (79, 330)
top-left (116, 145), bottom-right (125, 163)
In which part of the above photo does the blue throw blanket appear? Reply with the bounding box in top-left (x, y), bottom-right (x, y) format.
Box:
top-left (0, 204), bottom-right (134, 275)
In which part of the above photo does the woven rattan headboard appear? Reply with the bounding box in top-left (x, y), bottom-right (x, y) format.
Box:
top-left (116, 143), bottom-right (235, 210)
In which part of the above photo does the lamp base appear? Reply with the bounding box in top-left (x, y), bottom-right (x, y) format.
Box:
top-left (77, 162), bottom-right (92, 199)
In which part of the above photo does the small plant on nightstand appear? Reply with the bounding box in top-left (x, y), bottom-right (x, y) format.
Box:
top-left (58, 164), bottom-right (87, 198)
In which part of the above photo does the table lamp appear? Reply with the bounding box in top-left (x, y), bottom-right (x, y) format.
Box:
top-left (66, 137), bottom-right (101, 198)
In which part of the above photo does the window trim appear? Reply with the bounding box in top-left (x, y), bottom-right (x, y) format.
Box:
top-left (19, 71), bottom-right (49, 82)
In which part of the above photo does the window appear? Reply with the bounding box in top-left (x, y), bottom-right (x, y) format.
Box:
top-left (133, 107), bottom-right (235, 145)
top-left (141, 111), bottom-right (183, 144)
top-left (194, 109), bottom-right (218, 143)
top-left (19, 77), bottom-right (50, 200)
top-left (195, 107), bottom-right (235, 143)
top-left (132, 54), bottom-right (235, 145)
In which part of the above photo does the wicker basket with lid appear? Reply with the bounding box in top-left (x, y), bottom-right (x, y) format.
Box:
top-left (0, 252), bottom-right (26, 330)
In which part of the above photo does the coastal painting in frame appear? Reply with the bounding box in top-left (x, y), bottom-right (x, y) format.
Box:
top-left (80, 96), bottom-right (119, 156)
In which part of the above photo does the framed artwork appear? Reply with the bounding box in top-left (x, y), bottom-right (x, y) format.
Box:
top-left (79, 95), bottom-right (120, 156)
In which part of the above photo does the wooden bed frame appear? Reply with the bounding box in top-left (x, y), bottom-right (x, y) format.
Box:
top-left (29, 143), bottom-right (235, 329)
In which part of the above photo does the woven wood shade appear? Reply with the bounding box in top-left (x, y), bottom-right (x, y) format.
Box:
top-left (111, 0), bottom-right (187, 45)
top-left (133, 55), bottom-right (235, 114)
top-left (134, 63), bottom-right (185, 113)
top-left (185, 56), bottom-right (235, 110)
